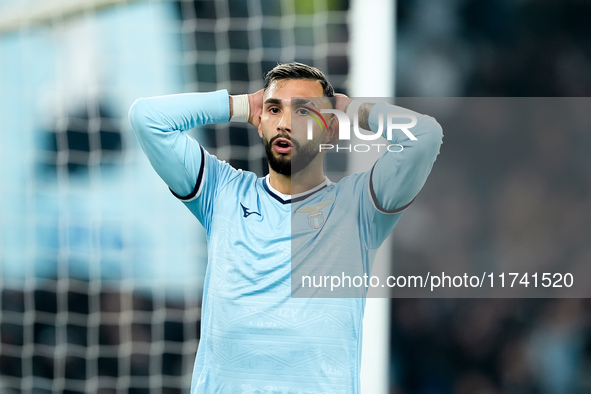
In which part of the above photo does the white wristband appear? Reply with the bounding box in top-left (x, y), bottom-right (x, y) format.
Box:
top-left (230, 94), bottom-right (250, 123)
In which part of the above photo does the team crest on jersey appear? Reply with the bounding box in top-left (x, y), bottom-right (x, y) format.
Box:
top-left (295, 200), bottom-right (333, 229)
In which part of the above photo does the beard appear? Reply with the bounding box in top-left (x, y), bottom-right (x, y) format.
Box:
top-left (264, 134), bottom-right (320, 176)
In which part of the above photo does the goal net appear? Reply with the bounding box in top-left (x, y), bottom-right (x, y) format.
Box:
top-left (0, 0), bottom-right (350, 392)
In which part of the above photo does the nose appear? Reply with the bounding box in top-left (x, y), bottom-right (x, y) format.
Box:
top-left (277, 110), bottom-right (291, 133)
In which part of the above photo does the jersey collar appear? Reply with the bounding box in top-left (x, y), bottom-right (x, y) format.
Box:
top-left (263, 175), bottom-right (331, 204)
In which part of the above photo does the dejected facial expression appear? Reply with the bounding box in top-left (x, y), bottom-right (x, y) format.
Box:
top-left (259, 79), bottom-right (334, 176)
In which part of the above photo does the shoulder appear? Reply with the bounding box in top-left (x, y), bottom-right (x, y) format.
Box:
top-left (202, 148), bottom-right (257, 180)
top-left (302, 173), bottom-right (370, 209)
top-left (196, 147), bottom-right (259, 198)
top-left (332, 171), bottom-right (371, 193)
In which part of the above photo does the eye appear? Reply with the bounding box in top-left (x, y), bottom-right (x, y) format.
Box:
top-left (269, 107), bottom-right (280, 114)
top-left (296, 107), bottom-right (310, 115)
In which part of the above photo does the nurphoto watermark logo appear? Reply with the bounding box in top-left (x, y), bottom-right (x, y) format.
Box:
top-left (305, 99), bottom-right (418, 153)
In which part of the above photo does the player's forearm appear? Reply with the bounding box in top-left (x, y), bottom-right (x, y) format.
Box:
top-left (369, 102), bottom-right (443, 212)
top-left (128, 90), bottom-right (231, 196)
top-left (129, 90), bottom-right (231, 135)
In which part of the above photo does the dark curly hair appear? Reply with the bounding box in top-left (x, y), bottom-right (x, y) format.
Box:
top-left (263, 62), bottom-right (335, 101)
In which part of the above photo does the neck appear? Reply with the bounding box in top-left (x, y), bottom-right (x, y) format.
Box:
top-left (268, 167), bottom-right (325, 195)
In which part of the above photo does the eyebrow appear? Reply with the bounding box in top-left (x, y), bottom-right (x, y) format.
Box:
top-left (263, 97), bottom-right (320, 108)
top-left (291, 98), bottom-right (319, 109)
top-left (263, 98), bottom-right (282, 106)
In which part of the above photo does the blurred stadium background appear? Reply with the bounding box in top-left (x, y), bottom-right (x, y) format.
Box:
top-left (1, 0), bottom-right (591, 393)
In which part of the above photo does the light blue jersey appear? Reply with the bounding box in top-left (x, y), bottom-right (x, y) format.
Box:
top-left (129, 90), bottom-right (442, 393)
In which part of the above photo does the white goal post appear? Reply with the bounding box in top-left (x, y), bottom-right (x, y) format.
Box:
top-left (349, 0), bottom-right (396, 393)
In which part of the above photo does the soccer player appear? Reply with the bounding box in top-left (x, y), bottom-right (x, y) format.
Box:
top-left (129, 62), bottom-right (442, 393)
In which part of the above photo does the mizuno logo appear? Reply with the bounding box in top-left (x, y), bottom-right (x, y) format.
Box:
top-left (240, 203), bottom-right (261, 218)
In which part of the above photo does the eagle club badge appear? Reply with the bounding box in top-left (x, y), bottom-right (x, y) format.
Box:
top-left (295, 200), bottom-right (334, 229)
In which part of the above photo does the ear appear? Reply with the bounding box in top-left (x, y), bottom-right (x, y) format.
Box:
top-left (325, 115), bottom-right (339, 144)
top-left (257, 117), bottom-right (263, 138)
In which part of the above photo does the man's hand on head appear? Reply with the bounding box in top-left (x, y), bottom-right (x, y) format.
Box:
top-left (325, 94), bottom-right (351, 144)
top-left (338, 94), bottom-right (374, 130)
top-left (248, 89), bottom-right (264, 128)
top-left (330, 94), bottom-right (375, 139)
top-left (335, 93), bottom-right (351, 114)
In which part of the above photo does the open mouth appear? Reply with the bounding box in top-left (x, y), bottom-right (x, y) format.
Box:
top-left (273, 138), bottom-right (292, 154)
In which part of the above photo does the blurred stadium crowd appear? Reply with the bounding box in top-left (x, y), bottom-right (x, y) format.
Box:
top-left (390, 0), bottom-right (591, 393)
top-left (2, 0), bottom-right (591, 393)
